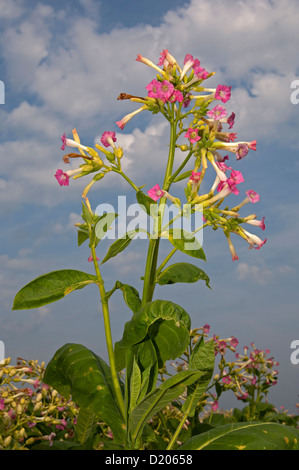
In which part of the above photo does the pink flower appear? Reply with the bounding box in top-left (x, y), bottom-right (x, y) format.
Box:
top-left (245, 216), bottom-right (266, 231)
top-left (147, 184), bottom-right (165, 201)
top-left (55, 168), bottom-right (82, 186)
top-left (168, 89), bottom-right (184, 103)
top-left (246, 190), bottom-right (260, 203)
top-left (100, 131), bottom-right (117, 148)
top-left (116, 105), bottom-right (147, 130)
top-left (207, 105), bottom-right (227, 121)
top-left (88, 255), bottom-right (100, 262)
top-left (189, 171), bottom-right (202, 183)
top-left (236, 143), bottom-right (249, 160)
top-left (215, 85), bottom-right (232, 103)
top-left (146, 79), bottom-right (162, 99)
top-left (0, 399), bottom-right (4, 410)
top-left (226, 232), bottom-right (239, 261)
top-left (222, 375), bottom-right (232, 384)
top-left (184, 127), bottom-right (201, 144)
top-left (248, 140), bottom-right (257, 151)
top-left (227, 112), bottom-right (236, 129)
top-left (243, 229), bottom-right (267, 250)
top-left (159, 80), bottom-right (175, 102)
top-left (202, 323), bottom-right (210, 334)
top-left (211, 401), bottom-right (219, 411)
top-left (55, 169), bottom-right (69, 186)
top-left (230, 336), bottom-right (239, 348)
top-left (60, 133), bottom-right (88, 152)
top-left (193, 65), bottom-right (209, 80)
top-left (218, 170), bottom-right (244, 195)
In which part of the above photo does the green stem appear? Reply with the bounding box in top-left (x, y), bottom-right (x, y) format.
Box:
top-left (141, 106), bottom-right (178, 307)
top-left (91, 245), bottom-right (126, 421)
top-left (166, 391), bottom-right (197, 450)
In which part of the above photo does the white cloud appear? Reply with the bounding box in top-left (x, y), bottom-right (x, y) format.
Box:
top-left (236, 261), bottom-right (294, 284)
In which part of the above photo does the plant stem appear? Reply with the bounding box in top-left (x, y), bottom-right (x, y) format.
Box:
top-left (91, 245), bottom-right (126, 421)
top-left (141, 107), bottom-right (178, 307)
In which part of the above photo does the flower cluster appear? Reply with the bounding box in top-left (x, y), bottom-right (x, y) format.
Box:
top-left (215, 341), bottom-right (279, 404)
top-left (53, 48), bottom-right (266, 263)
top-left (0, 358), bottom-right (78, 449)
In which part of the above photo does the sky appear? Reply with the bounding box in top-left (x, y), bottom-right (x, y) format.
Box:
top-left (0, 0), bottom-right (299, 414)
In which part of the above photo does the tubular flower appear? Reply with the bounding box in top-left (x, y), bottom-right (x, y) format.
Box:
top-left (116, 105), bottom-right (148, 130)
top-left (225, 231), bottom-right (239, 261)
top-left (242, 229), bottom-right (267, 250)
top-left (55, 168), bottom-right (82, 186)
top-left (245, 216), bottom-right (266, 231)
top-left (146, 79), bottom-right (162, 99)
top-left (60, 133), bottom-right (88, 152)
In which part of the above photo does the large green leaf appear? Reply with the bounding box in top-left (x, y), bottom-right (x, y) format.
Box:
top-left (115, 300), bottom-right (191, 369)
top-left (157, 262), bottom-right (211, 288)
top-left (12, 270), bottom-right (97, 310)
top-left (179, 422), bottom-right (299, 450)
top-left (43, 343), bottom-right (126, 443)
top-left (129, 369), bottom-right (204, 447)
top-left (161, 229), bottom-right (206, 261)
top-left (182, 338), bottom-right (215, 417)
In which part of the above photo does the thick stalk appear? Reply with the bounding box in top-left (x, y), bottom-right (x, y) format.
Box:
top-left (91, 246), bottom-right (126, 421)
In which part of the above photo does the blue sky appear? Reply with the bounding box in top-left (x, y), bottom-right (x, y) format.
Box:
top-left (1, 0), bottom-right (299, 414)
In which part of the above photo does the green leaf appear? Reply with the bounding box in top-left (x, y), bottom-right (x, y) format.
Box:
top-left (136, 190), bottom-right (157, 217)
top-left (115, 282), bottom-right (141, 314)
top-left (161, 229), bottom-right (206, 261)
top-left (129, 369), bottom-right (204, 447)
top-left (12, 270), bottom-right (97, 310)
top-left (129, 356), bottom-right (142, 412)
top-left (172, 170), bottom-right (192, 183)
top-left (157, 262), bottom-right (211, 288)
top-left (115, 300), bottom-right (191, 368)
top-left (43, 343), bottom-right (126, 443)
top-left (94, 212), bottom-right (118, 242)
top-left (179, 422), bottom-right (299, 450)
top-left (75, 408), bottom-right (97, 446)
top-left (101, 229), bottom-right (146, 264)
top-left (182, 338), bottom-right (215, 417)
top-left (78, 229), bottom-right (89, 247)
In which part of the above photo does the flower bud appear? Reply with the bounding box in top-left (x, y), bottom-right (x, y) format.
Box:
top-left (3, 436), bottom-right (12, 447)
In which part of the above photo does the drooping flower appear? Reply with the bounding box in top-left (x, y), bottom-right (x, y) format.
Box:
top-left (225, 232), bottom-right (239, 261)
top-left (207, 104), bottom-right (227, 121)
top-left (242, 228), bottom-right (267, 250)
top-left (88, 254), bottom-right (100, 262)
top-left (227, 112), bottom-right (236, 129)
top-left (60, 133), bottom-right (88, 152)
top-left (184, 127), bottom-right (201, 144)
top-left (100, 131), bottom-right (117, 148)
top-left (147, 184), bottom-right (165, 201)
top-left (215, 85), bottom-right (232, 103)
top-left (116, 105), bottom-right (148, 130)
